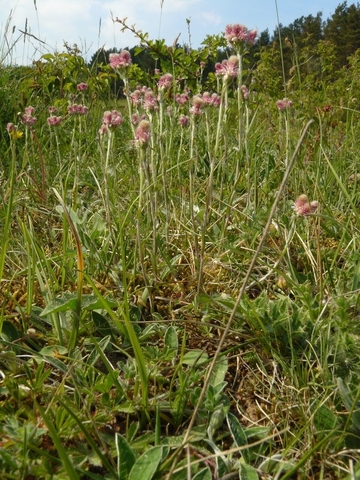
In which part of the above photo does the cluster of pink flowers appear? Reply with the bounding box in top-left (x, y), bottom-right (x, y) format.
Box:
top-left (21, 106), bottom-right (37, 127)
top-left (47, 115), bottom-right (62, 126)
top-left (67, 104), bottom-right (89, 115)
top-left (276, 98), bottom-right (293, 111)
top-left (215, 56), bottom-right (239, 79)
top-left (158, 73), bottom-right (173, 90)
top-left (187, 91), bottom-right (221, 116)
top-left (179, 114), bottom-right (189, 127)
top-left (293, 194), bottom-right (319, 216)
top-left (102, 110), bottom-right (123, 127)
top-left (135, 120), bottom-right (151, 146)
top-left (130, 87), bottom-right (145, 106)
top-left (77, 82), bottom-right (88, 91)
top-left (201, 92), bottom-right (221, 107)
top-left (189, 95), bottom-right (204, 116)
top-left (143, 90), bottom-right (158, 111)
top-left (175, 93), bottom-right (189, 105)
top-left (109, 50), bottom-right (132, 69)
top-left (99, 110), bottom-right (123, 135)
top-left (225, 24), bottom-right (257, 50)
top-left (130, 86), bottom-right (158, 112)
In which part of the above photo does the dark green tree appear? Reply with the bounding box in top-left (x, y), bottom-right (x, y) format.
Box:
top-left (323, 2), bottom-right (360, 68)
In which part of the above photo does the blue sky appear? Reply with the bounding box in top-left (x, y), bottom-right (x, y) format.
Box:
top-left (0, 0), bottom-right (344, 64)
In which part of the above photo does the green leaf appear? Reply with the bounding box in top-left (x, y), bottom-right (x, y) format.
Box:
top-left (128, 446), bottom-right (163, 480)
top-left (39, 345), bottom-right (68, 357)
top-left (1, 321), bottom-right (20, 344)
top-left (92, 311), bottom-right (114, 338)
top-left (87, 335), bottom-right (111, 366)
top-left (337, 377), bottom-right (360, 430)
top-left (57, 398), bottom-right (116, 476)
top-left (209, 356), bottom-right (228, 388)
top-left (164, 326), bottom-right (178, 352)
top-left (207, 408), bottom-right (226, 440)
top-left (192, 467), bottom-right (212, 480)
top-left (258, 455), bottom-right (294, 475)
top-left (313, 403), bottom-right (338, 432)
top-left (115, 433), bottom-right (136, 480)
top-left (37, 402), bottom-right (80, 480)
top-left (227, 412), bottom-right (248, 446)
top-left (239, 462), bottom-right (259, 480)
top-left (40, 292), bottom-right (79, 316)
top-left (40, 292), bottom-right (117, 316)
top-left (81, 294), bottom-right (117, 310)
top-left (227, 412), bottom-right (250, 463)
top-left (181, 350), bottom-right (209, 366)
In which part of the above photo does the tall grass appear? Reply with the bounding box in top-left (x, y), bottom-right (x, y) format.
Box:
top-left (1, 15), bottom-right (360, 480)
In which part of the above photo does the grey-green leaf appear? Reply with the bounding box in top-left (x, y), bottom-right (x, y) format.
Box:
top-left (239, 462), bottom-right (259, 480)
top-left (227, 412), bottom-right (250, 463)
top-left (164, 326), bottom-right (178, 352)
top-left (115, 433), bottom-right (136, 480)
top-left (181, 350), bottom-right (208, 366)
top-left (209, 356), bottom-right (228, 388)
top-left (128, 446), bottom-right (163, 480)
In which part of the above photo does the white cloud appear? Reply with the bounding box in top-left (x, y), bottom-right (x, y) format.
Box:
top-left (199, 11), bottom-right (222, 26)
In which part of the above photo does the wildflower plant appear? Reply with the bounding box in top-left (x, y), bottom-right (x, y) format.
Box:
top-left (277, 97), bottom-right (293, 166)
top-left (2, 14), bottom-right (360, 480)
top-left (99, 109), bottom-right (123, 228)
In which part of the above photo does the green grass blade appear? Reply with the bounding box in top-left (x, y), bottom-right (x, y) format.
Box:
top-left (36, 402), bottom-right (80, 480)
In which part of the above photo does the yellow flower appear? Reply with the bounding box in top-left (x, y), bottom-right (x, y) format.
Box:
top-left (10, 130), bottom-right (23, 140)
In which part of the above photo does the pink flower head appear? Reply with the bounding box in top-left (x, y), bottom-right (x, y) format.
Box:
top-left (200, 61), bottom-right (206, 69)
top-left (77, 82), bottom-right (88, 91)
top-left (25, 106), bottom-right (35, 116)
top-left (200, 92), bottom-right (221, 107)
top-left (189, 95), bottom-right (204, 116)
top-left (276, 98), bottom-right (293, 111)
top-left (109, 50), bottom-right (132, 69)
top-left (135, 120), bottom-right (151, 146)
top-left (225, 24), bottom-right (257, 50)
top-left (47, 115), bottom-right (62, 126)
top-left (175, 93), bottom-right (189, 105)
top-left (68, 104), bottom-right (89, 115)
top-left (210, 93), bottom-right (221, 107)
top-left (130, 89), bottom-right (142, 106)
top-left (6, 122), bottom-right (16, 133)
top-left (48, 106), bottom-right (57, 114)
top-left (144, 90), bottom-right (158, 111)
top-left (215, 56), bottom-right (239, 79)
top-left (293, 194), bottom-right (319, 216)
top-left (102, 110), bottom-right (123, 128)
top-left (158, 73), bottom-right (173, 90)
top-left (179, 114), bottom-right (189, 127)
top-left (241, 85), bottom-right (250, 100)
top-left (21, 109), bottom-right (37, 127)
top-left (99, 124), bottom-right (108, 135)
top-left (154, 68), bottom-right (160, 75)
top-left (202, 92), bottom-right (212, 105)
top-left (132, 113), bottom-right (139, 125)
